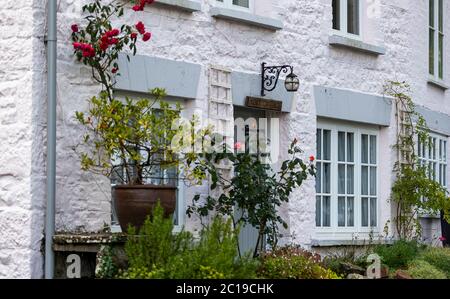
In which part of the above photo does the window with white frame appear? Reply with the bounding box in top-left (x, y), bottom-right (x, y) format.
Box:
top-left (332, 0), bottom-right (361, 36)
top-left (429, 0), bottom-right (445, 79)
top-left (316, 122), bottom-right (378, 233)
top-left (216, 0), bottom-right (253, 11)
top-left (418, 133), bottom-right (448, 189)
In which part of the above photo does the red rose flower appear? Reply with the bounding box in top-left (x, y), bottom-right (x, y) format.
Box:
top-left (111, 68), bottom-right (118, 74)
top-left (130, 32), bottom-right (138, 39)
top-left (72, 42), bottom-right (82, 49)
top-left (71, 24), bottom-right (79, 33)
top-left (309, 155), bottom-right (315, 162)
top-left (100, 42), bottom-right (109, 51)
top-left (439, 236), bottom-right (447, 242)
top-left (110, 38), bottom-right (119, 45)
top-left (234, 142), bottom-right (242, 150)
top-left (142, 32), bottom-right (152, 42)
top-left (109, 29), bottom-right (120, 36)
top-left (132, 5), bottom-right (143, 11)
top-left (136, 21), bottom-right (146, 34)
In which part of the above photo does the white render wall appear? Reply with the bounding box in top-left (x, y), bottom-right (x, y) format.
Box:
top-left (0, 0), bottom-right (47, 278)
top-left (0, 0), bottom-right (449, 277)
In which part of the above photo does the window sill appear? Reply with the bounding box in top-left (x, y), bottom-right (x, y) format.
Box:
top-left (427, 78), bottom-right (449, 90)
top-left (329, 34), bottom-right (386, 56)
top-left (154, 0), bottom-right (201, 12)
top-left (210, 7), bottom-right (283, 31)
top-left (419, 211), bottom-right (441, 219)
top-left (311, 238), bottom-right (394, 247)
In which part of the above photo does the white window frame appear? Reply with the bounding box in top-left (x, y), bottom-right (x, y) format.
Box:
top-left (215, 0), bottom-right (254, 12)
top-left (332, 0), bottom-right (363, 39)
top-left (315, 120), bottom-right (380, 240)
top-left (429, 0), bottom-right (445, 80)
top-left (418, 132), bottom-right (448, 189)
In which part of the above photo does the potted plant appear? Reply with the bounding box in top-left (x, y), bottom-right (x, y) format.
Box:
top-left (71, 0), bottom-right (186, 230)
top-left (76, 90), bottom-right (185, 231)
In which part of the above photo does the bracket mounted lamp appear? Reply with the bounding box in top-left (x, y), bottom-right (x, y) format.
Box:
top-left (261, 62), bottom-right (299, 97)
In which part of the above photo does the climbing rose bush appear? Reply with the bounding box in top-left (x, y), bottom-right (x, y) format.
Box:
top-left (71, 0), bottom-right (154, 97)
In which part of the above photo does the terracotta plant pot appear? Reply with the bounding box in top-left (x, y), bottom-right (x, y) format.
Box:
top-left (112, 184), bottom-right (177, 232)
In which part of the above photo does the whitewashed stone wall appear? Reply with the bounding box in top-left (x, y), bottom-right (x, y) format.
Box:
top-left (0, 0), bottom-right (449, 277)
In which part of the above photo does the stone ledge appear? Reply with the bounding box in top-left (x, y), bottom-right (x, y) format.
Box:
top-left (154, 0), bottom-right (201, 12)
top-left (210, 7), bottom-right (283, 31)
top-left (329, 34), bottom-right (386, 56)
top-left (427, 78), bottom-right (449, 90)
top-left (53, 233), bottom-right (127, 253)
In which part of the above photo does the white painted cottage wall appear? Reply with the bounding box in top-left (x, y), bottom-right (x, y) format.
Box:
top-left (0, 0), bottom-right (449, 277)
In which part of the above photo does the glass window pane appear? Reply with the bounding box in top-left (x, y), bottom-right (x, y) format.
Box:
top-left (439, 164), bottom-right (443, 185)
top-left (323, 130), bottom-right (331, 160)
top-left (347, 0), bottom-right (360, 35)
top-left (362, 166), bottom-right (369, 195)
top-left (362, 134), bottom-right (369, 163)
top-left (433, 138), bottom-right (437, 159)
top-left (233, 0), bottom-right (249, 8)
top-left (439, 33), bottom-right (443, 79)
top-left (362, 198), bottom-right (369, 227)
top-left (316, 162), bottom-right (322, 193)
top-left (317, 129), bottom-right (322, 160)
top-left (332, 0), bottom-right (340, 30)
top-left (324, 163), bottom-right (331, 193)
top-left (370, 135), bottom-right (377, 164)
top-left (347, 133), bottom-right (354, 162)
top-left (433, 162), bottom-right (437, 181)
top-left (338, 197), bottom-right (346, 227)
top-left (429, 137), bottom-right (433, 158)
top-left (370, 167), bottom-right (377, 196)
top-left (443, 165), bottom-right (447, 186)
top-left (430, 29), bottom-right (435, 75)
top-left (347, 165), bottom-right (354, 194)
top-left (338, 164), bottom-right (346, 194)
top-left (430, 0), bottom-right (435, 27)
top-left (418, 137), bottom-right (422, 157)
top-left (370, 198), bottom-right (377, 227)
top-left (438, 0), bottom-right (443, 31)
top-left (338, 132), bottom-right (346, 162)
top-left (323, 196), bottom-right (331, 227)
top-left (347, 197), bottom-right (354, 227)
top-left (316, 196), bottom-right (322, 226)
top-left (422, 141), bottom-right (427, 159)
top-left (443, 141), bottom-right (447, 162)
top-left (439, 139), bottom-right (443, 160)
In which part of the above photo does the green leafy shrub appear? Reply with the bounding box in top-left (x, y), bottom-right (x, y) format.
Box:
top-left (125, 202), bottom-right (193, 271)
top-left (121, 204), bottom-right (258, 279)
top-left (157, 217), bottom-right (258, 279)
top-left (258, 246), bottom-right (341, 279)
top-left (419, 247), bottom-right (450, 277)
top-left (406, 259), bottom-right (447, 279)
top-left (374, 240), bottom-right (421, 269)
top-left (96, 245), bottom-right (118, 279)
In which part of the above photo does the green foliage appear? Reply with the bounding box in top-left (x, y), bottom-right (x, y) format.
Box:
top-left (125, 201), bottom-right (193, 271)
top-left (158, 217), bottom-right (258, 279)
top-left (258, 246), bottom-right (341, 279)
top-left (121, 203), bottom-right (258, 279)
top-left (187, 139), bottom-right (315, 256)
top-left (96, 245), bottom-right (118, 279)
top-left (419, 247), bottom-right (450, 276)
top-left (76, 88), bottom-right (185, 184)
top-left (384, 80), bottom-right (450, 239)
top-left (406, 259), bottom-right (447, 279)
top-left (374, 240), bottom-right (422, 269)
